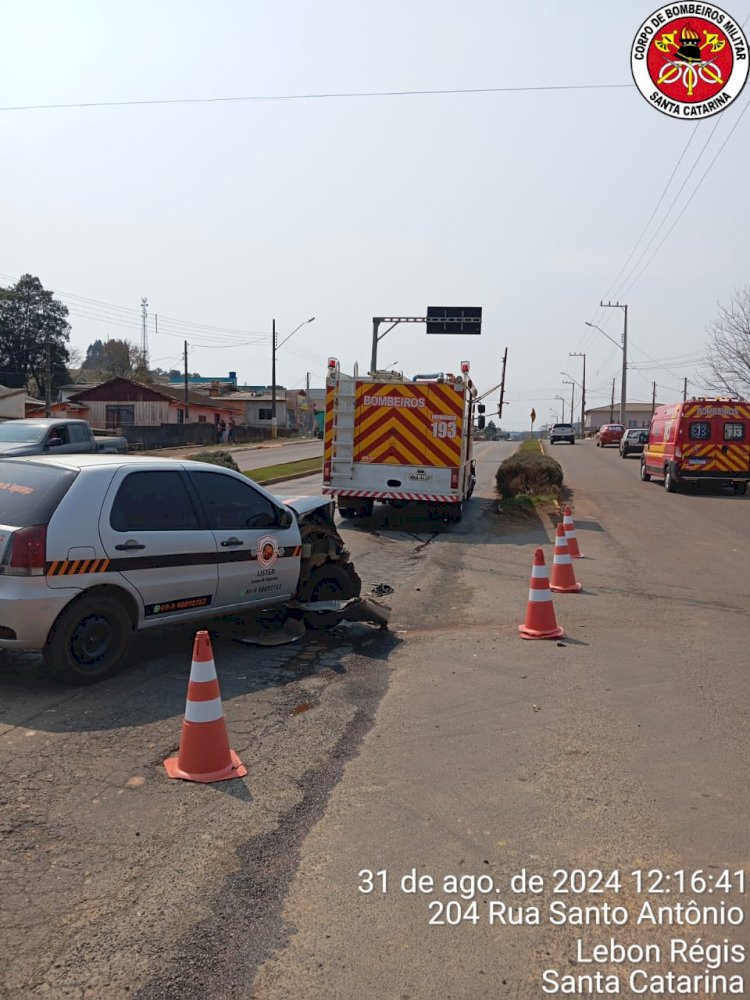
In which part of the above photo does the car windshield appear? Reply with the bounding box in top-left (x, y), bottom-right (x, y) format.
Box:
top-left (0, 424), bottom-right (46, 443)
top-left (627, 430), bottom-right (641, 438)
top-left (553, 425), bottom-right (572, 431)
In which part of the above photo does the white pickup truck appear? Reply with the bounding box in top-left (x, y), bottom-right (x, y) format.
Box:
top-left (0, 419), bottom-right (128, 457)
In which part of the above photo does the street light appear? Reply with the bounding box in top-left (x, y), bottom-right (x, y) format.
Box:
top-left (585, 304), bottom-right (628, 426)
top-left (569, 352), bottom-right (586, 440)
top-left (271, 316), bottom-right (316, 439)
top-left (554, 394), bottom-right (566, 423)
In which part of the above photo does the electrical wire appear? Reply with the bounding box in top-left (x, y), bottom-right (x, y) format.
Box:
top-left (0, 82), bottom-right (635, 114)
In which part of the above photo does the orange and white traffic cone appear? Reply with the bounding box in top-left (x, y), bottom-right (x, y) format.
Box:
top-left (164, 631), bottom-right (247, 783)
top-left (563, 506), bottom-right (583, 558)
top-left (519, 548), bottom-right (565, 640)
top-left (550, 523), bottom-right (582, 593)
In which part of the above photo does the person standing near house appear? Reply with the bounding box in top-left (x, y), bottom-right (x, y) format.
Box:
top-left (217, 418), bottom-right (226, 444)
top-left (227, 415), bottom-right (236, 444)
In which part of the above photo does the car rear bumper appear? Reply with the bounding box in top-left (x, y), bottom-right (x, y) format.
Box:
top-left (0, 580), bottom-right (81, 651)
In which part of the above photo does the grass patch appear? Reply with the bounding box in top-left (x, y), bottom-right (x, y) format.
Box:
top-left (243, 456), bottom-right (321, 483)
top-left (191, 450), bottom-right (240, 472)
top-left (517, 438), bottom-right (543, 454)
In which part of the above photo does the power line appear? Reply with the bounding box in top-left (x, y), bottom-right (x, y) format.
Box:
top-left (0, 82), bottom-right (635, 114)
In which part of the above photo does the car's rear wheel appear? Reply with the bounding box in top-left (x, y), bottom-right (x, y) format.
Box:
top-left (44, 594), bottom-right (133, 685)
top-left (621, 448), bottom-right (628, 458)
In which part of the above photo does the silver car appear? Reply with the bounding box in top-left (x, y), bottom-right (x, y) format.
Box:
top-left (0, 455), bottom-right (358, 683)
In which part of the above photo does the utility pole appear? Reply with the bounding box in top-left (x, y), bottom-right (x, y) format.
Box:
top-left (498, 347), bottom-right (508, 420)
top-left (305, 371), bottom-right (311, 435)
top-left (570, 351), bottom-right (586, 439)
top-left (140, 297), bottom-right (149, 370)
top-left (683, 377), bottom-right (688, 402)
top-left (651, 381), bottom-right (657, 417)
top-left (271, 318), bottom-right (277, 440)
top-left (601, 301), bottom-right (628, 426)
top-left (610, 379), bottom-right (615, 422)
top-left (183, 341), bottom-right (190, 422)
top-left (555, 394), bottom-right (566, 424)
top-left (45, 339), bottom-right (51, 417)
top-left (563, 380), bottom-right (575, 428)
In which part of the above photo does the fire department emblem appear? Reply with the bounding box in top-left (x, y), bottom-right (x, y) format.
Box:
top-left (631, 4), bottom-right (748, 119)
top-left (257, 535), bottom-right (279, 568)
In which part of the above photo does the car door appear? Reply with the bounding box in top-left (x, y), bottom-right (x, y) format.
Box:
top-left (98, 467), bottom-right (219, 621)
top-left (186, 469), bottom-right (301, 610)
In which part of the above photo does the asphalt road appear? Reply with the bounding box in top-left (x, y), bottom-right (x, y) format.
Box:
top-left (1, 438), bottom-right (748, 998)
top-left (147, 437), bottom-right (323, 471)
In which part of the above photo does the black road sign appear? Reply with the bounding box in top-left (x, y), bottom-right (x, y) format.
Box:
top-left (426, 306), bottom-right (482, 335)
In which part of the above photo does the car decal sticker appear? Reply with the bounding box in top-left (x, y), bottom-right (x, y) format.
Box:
top-left (144, 595), bottom-right (213, 617)
top-left (44, 546), bottom-right (302, 576)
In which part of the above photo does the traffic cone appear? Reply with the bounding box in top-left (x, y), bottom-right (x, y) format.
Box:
top-left (164, 631), bottom-right (247, 783)
top-left (563, 506), bottom-right (583, 558)
top-left (519, 548), bottom-right (565, 640)
top-left (550, 523), bottom-right (582, 593)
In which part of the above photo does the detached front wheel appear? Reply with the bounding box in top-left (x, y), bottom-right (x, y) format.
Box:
top-left (43, 595), bottom-right (133, 685)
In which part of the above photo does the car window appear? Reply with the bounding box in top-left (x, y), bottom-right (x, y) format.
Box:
top-left (189, 471), bottom-right (278, 530)
top-left (0, 461), bottom-right (78, 527)
top-left (110, 471), bottom-right (200, 531)
top-left (68, 423), bottom-right (90, 443)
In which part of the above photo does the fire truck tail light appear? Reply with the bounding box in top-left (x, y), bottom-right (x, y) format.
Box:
top-left (461, 361), bottom-right (470, 374)
top-left (323, 460), bottom-right (331, 483)
top-left (3, 525), bottom-right (47, 576)
top-left (451, 468), bottom-right (459, 489)
top-left (327, 357), bottom-right (337, 370)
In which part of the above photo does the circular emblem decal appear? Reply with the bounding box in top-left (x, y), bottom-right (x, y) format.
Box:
top-left (631, 4), bottom-right (748, 118)
top-left (257, 535), bottom-right (279, 569)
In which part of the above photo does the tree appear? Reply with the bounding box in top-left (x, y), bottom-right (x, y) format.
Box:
top-left (0, 274), bottom-right (71, 395)
top-left (81, 337), bottom-right (148, 379)
top-left (706, 288), bottom-right (750, 398)
top-left (485, 419), bottom-right (498, 441)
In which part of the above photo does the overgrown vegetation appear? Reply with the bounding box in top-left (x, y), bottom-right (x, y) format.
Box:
top-left (191, 450), bottom-right (241, 472)
top-left (495, 442), bottom-right (563, 500)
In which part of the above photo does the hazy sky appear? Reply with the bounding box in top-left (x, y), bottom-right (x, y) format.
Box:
top-left (3, 1), bottom-right (749, 428)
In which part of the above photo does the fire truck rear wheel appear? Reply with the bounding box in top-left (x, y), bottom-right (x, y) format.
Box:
top-left (733, 482), bottom-right (748, 495)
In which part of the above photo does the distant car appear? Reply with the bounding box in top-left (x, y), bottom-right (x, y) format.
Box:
top-left (596, 423), bottom-right (625, 447)
top-left (619, 428), bottom-right (648, 458)
top-left (549, 423), bottom-right (575, 445)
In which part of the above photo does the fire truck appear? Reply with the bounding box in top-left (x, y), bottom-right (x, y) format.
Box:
top-left (322, 360), bottom-right (479, 521)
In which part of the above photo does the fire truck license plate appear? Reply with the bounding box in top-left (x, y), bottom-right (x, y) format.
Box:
top-left (409, 473), bottom-right (431, 481)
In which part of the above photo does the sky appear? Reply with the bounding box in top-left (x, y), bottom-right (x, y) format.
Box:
top-left (2, 1), bottom-right (749, 429)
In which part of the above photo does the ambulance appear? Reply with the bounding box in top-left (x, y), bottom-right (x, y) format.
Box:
top-left (322, 360), bottom-right (479, 521)
top-left (640, 398), bottom-right (750, 494)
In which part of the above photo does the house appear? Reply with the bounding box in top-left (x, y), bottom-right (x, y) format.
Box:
top-left (219, 391), bottom-right (287, 429)
top-left (584, 403), bottom-right (659, 434)
top-left (286, 387), bottom-right (325, 433)
top-left (35, 377), bottom-right (236, 429)
top-left (0, 386), bottom-right (45, 420)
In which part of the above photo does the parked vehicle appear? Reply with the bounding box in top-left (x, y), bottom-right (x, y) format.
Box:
top-left (596, 423), bottom-right (625, 447)
top-left (0, 419), bottom-right (127, 457)
top-left (619, 428), bottom-right (648, 458)
top-left (0, 455), bottom-right (361, 682)
top-left (641, 398), bottom-right (750, 494)
top-left (549, 423), bottom-right (575, 445)
top-left (322, 360), bottom-right (478, 522)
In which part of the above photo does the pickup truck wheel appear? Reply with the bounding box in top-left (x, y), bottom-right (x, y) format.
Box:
top-left (298, 562), bottom-right (361, 603)
top-left (43, 595), bottom-right (133, 685)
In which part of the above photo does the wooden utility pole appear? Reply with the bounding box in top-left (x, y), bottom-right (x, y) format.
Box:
top-left (683, 377), bottom-right (688, 401)
top-left (609, 379), bottom-right (615, 422)
top-left (271, 319), bottom-right (277, 440)
top-left (45, 339), bottom-right (51, 417)
top-left (570, 351), bottom-right (586, 439)
top-left (183, 341), bottom-right (190, 422)
top-left (651, 381), bottom-right (657, 416)
top-left (498, 347), bottom-right (508, 419)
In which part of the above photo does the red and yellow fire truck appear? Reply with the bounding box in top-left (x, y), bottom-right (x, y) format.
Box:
top-left (322, 360), bottom-right (478, 521)
top-left (641, 398), bottom-right (750, 494)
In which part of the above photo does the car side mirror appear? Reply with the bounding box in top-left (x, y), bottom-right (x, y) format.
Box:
top-left (277, 507), bottom-right (294, 528)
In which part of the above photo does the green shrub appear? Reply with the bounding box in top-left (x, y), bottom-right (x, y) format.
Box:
top-left (191, 450), bottom-right (240, 472)
top-left (495, 453), bottom-right (563, 499)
